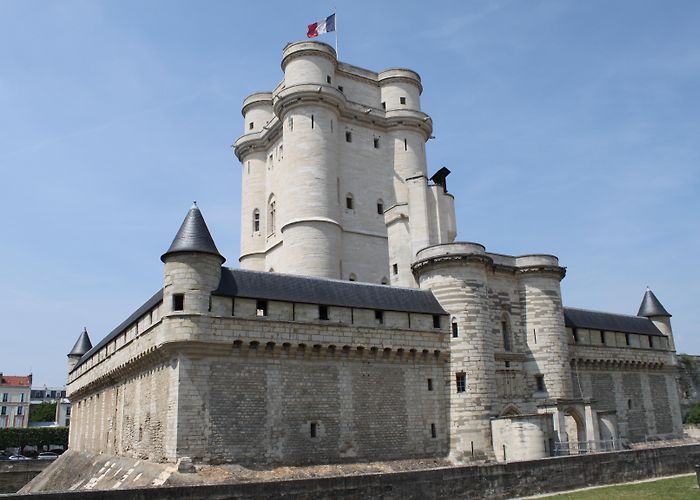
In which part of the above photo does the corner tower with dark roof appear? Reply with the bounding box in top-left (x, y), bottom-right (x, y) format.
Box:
top-left (67, 327), bottom-right (93, 374)
top-left (638, 287), bottom-right (675, 352)
top-left (161, 202), bottom-right (225, 318)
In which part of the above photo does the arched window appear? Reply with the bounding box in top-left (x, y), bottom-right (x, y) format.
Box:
top-left (348, 273), bottom-right (357, 281)
top-left (376, 199), bottom-right (384, 215)
top-left (345, 193), bottom-right (354, 210)
top-left (252, 209), bottom-right (260, 233)
top-left (268, 195), bottom-right (276, 235)
top-left (451, 318), bottom-right (459, 338)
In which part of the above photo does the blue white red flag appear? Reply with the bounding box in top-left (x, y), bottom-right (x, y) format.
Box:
top-left (307, 14), bottom-right (336, 38)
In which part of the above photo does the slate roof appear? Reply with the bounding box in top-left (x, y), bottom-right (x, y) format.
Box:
top-left (214, 268), bottom-right (448, 315)
top-left (0, 375), bottom-right (31, 387)
top-left (68, 328), bottom-right (93, 357)
top-left (72, 289), bottom-right (164, 372)
top-left (161, 202), bottom-right (224, 263)
top-left (563, 307), bottom-right (663, 336)
top-left (637, 288), bottom-right (671, 318)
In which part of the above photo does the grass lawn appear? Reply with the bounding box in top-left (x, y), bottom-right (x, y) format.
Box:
top-left (539, 474), bottom-right (699, 499)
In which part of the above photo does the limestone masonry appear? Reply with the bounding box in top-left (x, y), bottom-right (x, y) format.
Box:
top-left (66, 41), bottom-right (683, 465)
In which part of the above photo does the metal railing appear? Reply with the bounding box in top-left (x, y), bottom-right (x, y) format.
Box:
top-left (553, 439), bottom-right (621, 456)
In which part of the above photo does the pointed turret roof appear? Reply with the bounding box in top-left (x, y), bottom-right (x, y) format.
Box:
top-left (637, 287), bottom-right (671, 318)
top-left (68, 328), bottom-right (93, 357)
top-left (160, 202), bottom-right (225, 263)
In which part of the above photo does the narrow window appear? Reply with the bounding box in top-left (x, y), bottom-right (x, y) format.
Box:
top-left (311, 114), bottom-right (314, 129)
top-left (17, 406), bottom-right (23, 415)
top-left (288, 117), bottom-right (293, 131)
top-left (432, 314), bottom-right (441, 328)
top-left (278, 144), bottom-right (283, 159)
top-left (345, 131), bottom-right (352, 142)
top-left (0, 407), bottom-right (5, 415)
top-left (502, 320), bottom-right (511, 351)
top-left (400, 96), bottom-right (406, 105)
top-left (249, 122), bottom-right (254, 130)
top-left (648, 336), bottom-right (653, 348)
top-left (319, 305), bottom-right (329, 321)
top-left (451, 320), bottom-right (459, 338)
top-left (392, 263), bottom-right (398, 275)
top-left (427, 378), bottom-right (433, 391)
top-left (404, 138), bottom-right (407, 151)
top-left (252, 209), bottom-right (260, 232)
top-left (330, 119), bottom-right (333, 133)
top-left (625, 333), bottom-right (630, 346)
top-left (431, 423), bottom-right (437, 438)
top-left (326, 75), bottom-right (331, 84)
top-left (310, 422), bottom-right (317, 438)
top-left (376, 201), bottom-right (384, 214)
top-left (256, 300), bottom-right (268, 317)
top-left (535, 375), bottom-right (545, 392)
top-left (373, 137), bottom-right (379, 149)
top-left (172, 294), bottom-right (184, 311)
top-left (600, 330), bottom-right (605, 344)
top-left (627, 399), bottom-right (633, 410)
top-left (381, 101), bottom-right (386, 110)
top-left (456, 372), bottom-right (466, 393)
top-left (572, 328), bottom-right (578, 343)
top-left (346, 195), bottom-right (353, 210)
top-left (338, 85), bottom-right (344, 93)
top-left (505, 361), bottom-right (511, 368)
top-left (268, 197), bottom-right (276, 235)
top-left (247, 161), bottom-right (250, 174)
top-left (374, 310), bottom-right (384, 325)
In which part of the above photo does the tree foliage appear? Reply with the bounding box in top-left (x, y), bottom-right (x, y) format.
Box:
top-left (0, 427), bottom-right (68, 451)
top-left (686, 402), bottom-right (700, 424)
top-left (29, 402), bottom-right (57, 422)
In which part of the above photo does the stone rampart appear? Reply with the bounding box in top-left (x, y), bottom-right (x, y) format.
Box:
top-left (5, 444), bottom-right (700, 499)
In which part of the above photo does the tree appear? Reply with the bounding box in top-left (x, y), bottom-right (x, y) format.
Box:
top-left (686, 402), bottom-right (700, 424)
top-left (29, 402), bottom-right (57, 422)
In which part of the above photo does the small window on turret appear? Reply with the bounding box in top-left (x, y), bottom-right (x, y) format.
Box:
top-left (249, 122), bottom-right (254, 130)
top-left (400, 96), bottom-right (406, 105)
top-left (338, 85), bottom-right (344, 93)
top-left (625, 333), bottom-right (630, 346)
top-left (326, 75), bottom-right (332, 84)
top-left (373, 137), bottom-right (380, 148)
top-left (345, 131), bottom-right (352, 142)
top-left (648, 336), bottom-right (653, 348)
top-left (535, 375), bottom-right (545, 392)
top-left (452, 320), bottom-right (459, 338)
top-left (377, 201), bottom-right (384, 214)
top-left (374, 310), bottom-right (384, 325)
top-left (288, 117), bottom-right (293, 131)
top-left (381, 102), bottom-right (386, 110)
top-left (173, 294), bottom-right (184, 311)
top-left (345, 195), bottom-right (353, 210)
top-left (392, 263), bottom-right (398, 275)
top-left (319, 305), bottom-right (329, 321)
top-left (456, 372), bottom-right (466, 393)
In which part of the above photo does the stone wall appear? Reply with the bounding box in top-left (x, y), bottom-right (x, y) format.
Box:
top-left (8, 444), bottom-right (700, 499)
top-left (0, 461), bottom-right (49, 494)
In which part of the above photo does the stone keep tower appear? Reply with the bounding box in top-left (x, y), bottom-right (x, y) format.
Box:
top-left (233, 41), bottom-right (456, 285)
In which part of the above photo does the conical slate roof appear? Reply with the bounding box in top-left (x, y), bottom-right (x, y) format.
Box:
top-left (637, 288), bottom-right (671, 318)
top-left (68, 328), bottom-right (93, 357)
top-left (160, 202), bottom-right (225, 263)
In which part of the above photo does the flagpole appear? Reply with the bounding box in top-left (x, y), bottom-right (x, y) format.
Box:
top-left (334, 10), bottom-right (339, 59)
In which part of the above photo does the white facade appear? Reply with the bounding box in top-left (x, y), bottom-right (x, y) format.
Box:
top-left (0, 374), bottom-right (31, 429)
top-left (234, 41), bottom-right (456, 286)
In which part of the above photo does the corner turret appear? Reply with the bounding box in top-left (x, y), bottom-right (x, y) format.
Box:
top-left (67, 327), bottom-right (92, 374)
top-left (162, 202), bottom-right (225, 316)
top-left (638, 287), bottom-right (674, 351)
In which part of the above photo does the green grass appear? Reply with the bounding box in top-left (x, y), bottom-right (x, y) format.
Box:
top-left (539, 474), bottom-right (699, 499)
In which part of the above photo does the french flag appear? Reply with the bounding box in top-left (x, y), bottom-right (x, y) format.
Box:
top-left (307, 14), bottom-right (335, 38)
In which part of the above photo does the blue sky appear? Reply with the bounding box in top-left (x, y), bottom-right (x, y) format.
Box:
top-left (1, 1), bottom-right (698, 386)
